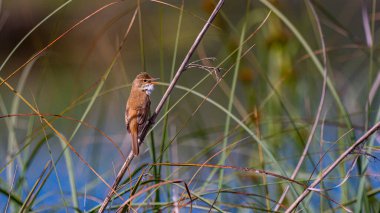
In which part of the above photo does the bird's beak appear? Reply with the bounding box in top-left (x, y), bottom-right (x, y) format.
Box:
top-left (150, 78), bottom-right (160, 84)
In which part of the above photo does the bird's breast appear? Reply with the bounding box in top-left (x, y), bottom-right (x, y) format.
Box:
top-left (127, 89), bottom-right (150, 109)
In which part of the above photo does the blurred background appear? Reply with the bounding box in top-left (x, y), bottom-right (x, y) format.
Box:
top-left (0, 0), bottom-right (379, 212)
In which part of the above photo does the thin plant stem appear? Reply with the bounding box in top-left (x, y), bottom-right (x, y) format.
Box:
top-left (217, 10), bottom-right (247, 196)
top-left (0, 0), bottom-right (72, 73)
top-left (259, 0), bottom-right (353, 137)
top-left (157, 1), bottom-right (184, 207)
top-left (274, 0), bottom-right (328, 210)
top-left (355, 1), bottom-right (377, 211)
top-left (137, 0), bottom-right (146, 70)
top-left (0, 2), bottom-right (119, 87)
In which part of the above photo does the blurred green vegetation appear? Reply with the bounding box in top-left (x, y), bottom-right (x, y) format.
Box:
top-left (0, 0), bottom-right (379, 212)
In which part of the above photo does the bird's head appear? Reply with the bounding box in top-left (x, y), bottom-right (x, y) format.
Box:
top-left (133, 72), bottom-right (159, 95)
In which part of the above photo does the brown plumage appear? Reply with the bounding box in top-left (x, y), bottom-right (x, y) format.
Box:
top-left (125, 72), bottom-right (158, 156)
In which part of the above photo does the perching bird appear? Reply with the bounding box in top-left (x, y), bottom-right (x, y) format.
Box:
top-left (125, 72), bottom-right (158, 156)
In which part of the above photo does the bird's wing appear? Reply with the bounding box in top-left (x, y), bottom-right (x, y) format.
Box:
top-left (137, 96), bottom-right (151, 126)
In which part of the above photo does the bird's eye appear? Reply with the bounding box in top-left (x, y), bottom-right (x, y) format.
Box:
top-left (143, 79), bottom-right (147, 82)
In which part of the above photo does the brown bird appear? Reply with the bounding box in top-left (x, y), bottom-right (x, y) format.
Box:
top-left (125, 72), bottom-right (158, 156)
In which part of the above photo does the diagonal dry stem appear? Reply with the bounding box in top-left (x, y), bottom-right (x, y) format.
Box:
top-left (285, 121), bottom-right (380, 212)
top-left (97, 1), bottom-right (225, 212)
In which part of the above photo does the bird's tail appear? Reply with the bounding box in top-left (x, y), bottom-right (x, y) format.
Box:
top-left (131, 131), bottom-right (139, 156)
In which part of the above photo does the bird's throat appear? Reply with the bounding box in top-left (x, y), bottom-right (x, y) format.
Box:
top-left (142, 84), bottom-right (154, 95)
